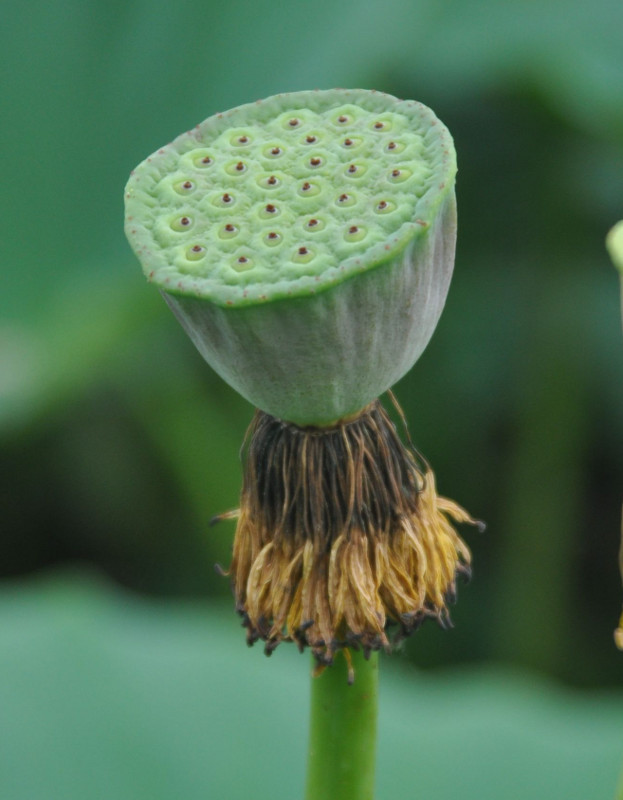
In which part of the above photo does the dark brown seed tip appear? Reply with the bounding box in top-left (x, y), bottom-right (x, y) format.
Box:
top-left (374, 121), bottom-right (384, 129)
top-left (191, 244), bottom-right (202, 252)
top-left (302, 182), bottom-right (311, 191)
top-left (271, 147), bottom-right (281, 155)
top-left (298, 246), bottom-right (308, 255)
top-left (238, 256), bottom-right (248, 263)
top-left (265, 203), bottom-right (276, 213)
top-left (222, 193), bottom-right (232, 203)
top-left (339, 193), bottom-right (349, 202)
top-left (180, 216), bottom-right (190, 225)
top-left (238, 135), bottom-right (249, 143)
top-left (235, 161), bottom-right (245, 171)
top-left (183, 180), bottom-right (193, 189)
top-left (268, 231), bottom-right (278, 239)
top-left (349, 226), bottom-right (358, 234)
top-left (378, 200), bottom-right (388, 209)
top-left (267, 175), bottom-right (277, 185)
top-left (310, 157), bottom-right (321, 166)
top-left (225, 223), bottom-right (235, 232)
top-left (388, 142), bottom-right (396, 150)
top-left (307, 218), bottom-right (318, 227)
top-left (201, 155), bottom-right (212, 164)
top-left (306, 135), bottom-right (317, 143)
top-left (347, 164), bottom-right (357, 173)
top-left (338, 115), bottom-right (348, 123)
top-left (391, 169), bottom-right (400, 177)
top-left (344, 138), bottom-right (353, 146)
top-left (288, 118), bottom-right (299, 127)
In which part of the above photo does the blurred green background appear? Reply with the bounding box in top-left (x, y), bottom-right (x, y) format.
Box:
top-left (1, 0), bottom-right (622, 797)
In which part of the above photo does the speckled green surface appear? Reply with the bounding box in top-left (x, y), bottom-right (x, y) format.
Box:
top-left (125, 89), bottom-right (455, 308)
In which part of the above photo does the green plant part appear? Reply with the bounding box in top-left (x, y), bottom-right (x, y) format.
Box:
top-left (125, 89), bottom-right (457, 427)
top-left (126, 86), bottom-right (479, 661)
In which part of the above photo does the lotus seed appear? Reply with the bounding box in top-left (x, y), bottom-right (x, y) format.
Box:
top-left (337, 193), bottom-right (355, 206)
top-left (305, 135), bottom-right (317, 144)
top-left (194, 154), bottom-right (214, 167)
top-left (374, 199), bottom-right (396, 215)
top-left (170, 215), bottom-right (192, 231)
top-left (259, 203), bottom-right (280, 218)
top-left (389, 168), bottom-right (411, 183)
top-left (264, 231), bottom-right (282, 246)
top-left (219, 223), bottom-right (239, 238)
top-left (293, 246), bottom-right (314, 263)
top-left (309, 157), bottom-right (322, 167)
top-left (186, 244), bottom-right (206, 260)
top-left (233, 255), bottom-right (253, 272)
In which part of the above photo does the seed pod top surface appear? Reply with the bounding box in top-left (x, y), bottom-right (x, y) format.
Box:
top-left (125, 89), bottom-right (456, 309)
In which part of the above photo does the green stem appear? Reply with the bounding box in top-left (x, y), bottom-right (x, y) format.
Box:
top-left (305, 650), bottom-right (378, 800)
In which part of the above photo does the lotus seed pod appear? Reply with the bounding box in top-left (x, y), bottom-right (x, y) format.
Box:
top-left (124, 89), bottom-right (457, 426)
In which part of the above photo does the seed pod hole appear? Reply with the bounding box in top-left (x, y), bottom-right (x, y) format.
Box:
top-left (345, 163), bottom-right (366, 178)
top-left (344, 225), bottom-right (366, 242)
top-left (263, 231), bottom-right (282, 247)
top-left (293, 245), bottom-right (314, 263)
top-left (371, 119), bottom-right (392, 131)
top-left (341, 136), bottom-right (363, 149)
top-left (174, 179), bottom-right (195, 194)
top-left (186, 244), bottom-right (206, 260)
top-left (374, 199), bottom-right (397, 215)
top-left (218, 223), bottom-right (239, 239)
top-left (170, 215), bottom-right (193, 231)
top-left (298, 181), bottom-right (320, 197)
top-left (385, 141), bottom-right (405, 153)
top-left (336, 114), bottom-right (350, 124)
top-left (304, 134), bottom-right (318, 145)
top-left (260, 203), bottom-right (281, 218)
top-left (213, 192), bottom-right (236, 207)
top-left (264, 145), bottom-right (284, 158)
top-left (232, 134), bottom-right (251, 146)
top-left (305, 217), bottom-right (325, 231)
top-left (389, 168), bottom-right (412, 183)
top-left (288, 118), bottom-right (300, 128)
top-left (336, 192), bottom-right (356, 207)
top-left (256, 174), bottom-right (281, 190)
top-left (225, 160), bottom-right (247, 175)
top-left (193, 154), bottom-right (214, 168)
top-left (233, 255), bottom-right (253, 272)
top-left (308, 156), bottom-right (323, 168)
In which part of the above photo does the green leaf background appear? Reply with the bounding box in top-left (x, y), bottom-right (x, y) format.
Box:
top-left (1, 0), bottom-right (622, 796)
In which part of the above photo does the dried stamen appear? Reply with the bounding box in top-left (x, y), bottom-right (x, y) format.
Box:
top-left (227, 399), bottom-right (479, 666)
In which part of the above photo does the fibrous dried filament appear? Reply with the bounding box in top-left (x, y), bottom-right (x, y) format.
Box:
top-left (223, 398), bottom-right (481, 666)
